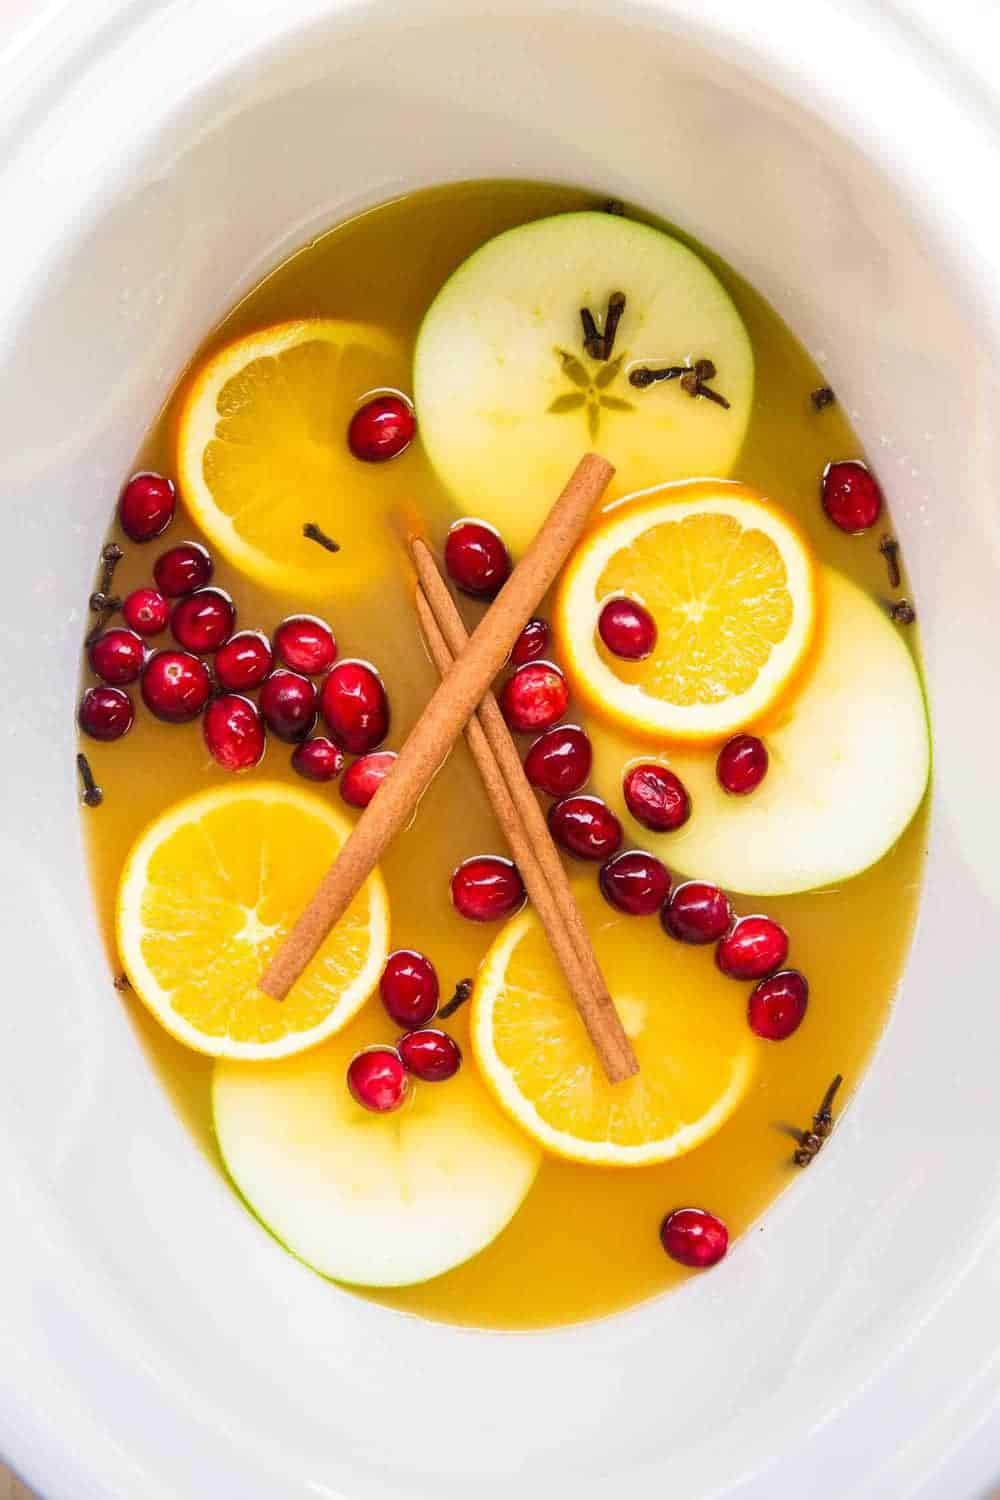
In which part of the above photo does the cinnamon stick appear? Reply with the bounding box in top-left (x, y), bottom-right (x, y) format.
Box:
top-left (260, 453), bottom-right (615, 1000)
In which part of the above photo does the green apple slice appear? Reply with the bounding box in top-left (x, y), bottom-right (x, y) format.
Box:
top-left (589, 567), bottom-right (930, 896)
top-left (414, 211), bottom-right (754, 553)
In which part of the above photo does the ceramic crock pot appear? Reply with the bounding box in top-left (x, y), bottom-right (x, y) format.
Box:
top-left (2, 2), bottom-right (1000, 1496)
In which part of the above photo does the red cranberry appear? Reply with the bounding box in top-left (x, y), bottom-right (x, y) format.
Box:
top-left (118, 472), bottom-right (176, 542)
top-left (291, 736), bottom-right (344, 783)
top-left (599, 850), bottom-right (671, 916)
top-left (748, 970), bottom-right (809, 1041)
top-left (141, 650), bottom-right (211, 722)
top-left (88, 627), bottom-right (145, 685)
top-left (347, 1047), bottom-right (409, 1112)
top-left (153, 541), bottom-right (213, 598)
top-left (662, 881), bottom-right (732, 944)
top-left (717, 915), bottom-right (789, 981)
top-left (214, 631), bottom-right (273, 692)
top-left (501, 661), bottom-right (569, 733)
top-left (510, 617), bottom-right (550, 665)
top-left (347, 393), bottom-right (414, 462)
top-left (259, 670), bottom-right (317, 741)
top-left (660, 1207), bottom-right (729, 1269)
top-left (717, 734), bottom-right (769, 795)
top-left (399, 1028), bottom-right (462, 1083)
top-left (79, 685), bottom-right (133, 741)
top-left (320, 659), bottom-right (389, 754)
top-left (341, 750), bottom-right (397, 808)
top-left (524, 724), bottom-right (592, 797)
top-left (821, 459), bottom-right (883, 533)
top-left (273, 615), bottom-right (337, 676)
top-left (121, 587), bottom-right (169, 638)
top-left (203, 694), bottom-right (265, 772)
top-left (380, 950), bottom-right (439, 1028)
top-left (623, 763), bottom-right (691, 832)
top-left (444, 520), bottom-right (512, 598)
top-left (451, 856), bottom-right (525, 921)
top-left (598, 597), bottom-right (657, 660)
top-left (549, 795), bottom-right (623, 861)
top-left (170, 588), bottom-right (234, 653)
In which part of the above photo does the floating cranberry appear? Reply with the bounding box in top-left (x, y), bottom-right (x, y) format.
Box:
top-left (623, 763), bottom-right (691, 833)
top-left (660, 1207), bottom-right (729, 1269)
top-left (203, 694), bottom-right (265, 772)
top-left (153, 541), bottom-right (213, 598)
top-left (444, 520), bottom-right (512, 598)
top-left (347, 1047), bottom-right (409, 1112)
top-left (88, 627), bottom-right (145, 685)
top-left (510, 617), bottom-right (550, 665)
top-left (662, 881), bottom-right (732, 944)
top-left (121, 587), bottom-right (169, 638)
top-left (170, 588), bottom-right (234, 653)
top-left (320, 659), bottom-right (389, 754)
top-left (501, 661), bottom-right (569, 733)
top-left (347, 393), bottom-right (414, 462)
top-left (399, 1028), bottom-right (462, 1083)
top-left (598, 597), bottom-right (657, 660)
top-left (549, 795), bottom-right (623, 861)
top-left (291, 736), bottom-right (344, 783)
top-left (599, 850), bottom-right (670, 916)
top-left (717, 915), bottom-right (789, 981)
top-left (214, 631), bottom-right (273, 692)
top-left (524, 724), bottom-right (592, 798)
top-left (118, 472), bottom-right (176, 542)
top-left (380, 950), bottom-right (439, 1028)
top-left (748, 970), bottom-right (809, 1040)
top-left (341, 750), bottom-right (397, 808)
top-left (259, 670), bottom-right (317, 741)
top-left (273, 615), bottom-right (337, 676)
top-left (717, 734), bottom-right (769, 795)
top-left (451, 856), bottom-right (525, 922)
top-left (79, 685), bottom-right (134, 741)
top-left (821, 459), bottom-right (883, 533)
top-left (141, 650), bottom-right (211, 722)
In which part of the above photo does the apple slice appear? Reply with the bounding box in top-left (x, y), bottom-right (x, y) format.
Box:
top-left (414, 211), bottom-right (753, 553)
top-left (589, 567), bottom-right (930, 896)
top-left (213, 1020), bottom-right (541, 1288)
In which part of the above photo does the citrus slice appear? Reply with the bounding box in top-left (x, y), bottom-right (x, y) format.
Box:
top-left (176, 320), bottom-right (410, 596)
top-left (471, 884), bottom-right (755, 1166)
top-left (556, 481), bottom-right (819, 743)
top-left (116, 782), bottom-right (389, 1059)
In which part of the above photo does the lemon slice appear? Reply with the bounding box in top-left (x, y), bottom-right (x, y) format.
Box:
top-left (116, 782), bottom-right (389, 1059)
top-left (471, 884), bottom-right (755, 1166)
top-left (176, 320), bottom-right (410, 596)
top-left (556, 481), bottom-right (819, 743)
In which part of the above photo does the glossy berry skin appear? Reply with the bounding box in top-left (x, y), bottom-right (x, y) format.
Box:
top-left (214, 631), bottom-right (273, 692)
top-left (660, 1207), bottom-right (729, 1269)
top-left (599, 850), bottom-right (671, 916)
top-left (291, 736), bottom-right (344, 783)
top-left (203, 694), bottom-right (265, 772)
top-left (347, 1047), bottom-right (409, 1113)
top-left (444, 521), bottom-right (512, 599)
top-left (399, 1028), bottom-right (462, 1083)
top-left (821, 459), bottom-right (883, 533)
top-left (88, 627), bottom-right (145, 685)
top-left (662, 881), bottom-right (732, 944)
top-left (118, 471), bottom-right (176, 542)
top-left (501, 661), bottom-right (569, 733)
top-left (170, 588), bottom-right (235, 653)
top-left (598, 597), bottom-right (657, 660)
top-left (717, 734), bottom-right (769, 795)
top-left (320, 659), bottom-right (389, 754)
top-left (79, 685), bottom-right (134, 741)
top-left (273, 615), bottom-right (337, 676)
top-left (717, 915), bottom-right (789, 981)
top-left (524, 724), bottom-right (592, 798)
top-left (340, 750), bottom-right (397, 808)
top-left (623, 763), bottom-right (691, 833)
top-left (347, 393), bottom-right (414, 462)
top-left (549, 795), bottom-right (623, 861)
top-left (510, 617), bottom-right (550, 665)
top-left (141, 650), bottom-right (211, 722)
top-left (380, 950), bottom-right (439, 1028)
top-left (451, 856), bottom-right (525, 922)
top-left (153, 541), bottom-right (213, 598)
top-left (748, 969), bottom-right (809, 1041)
top-left (259, 670), bottom-right (317, 742)
top-left (121, 587), bottom-right (169, 638)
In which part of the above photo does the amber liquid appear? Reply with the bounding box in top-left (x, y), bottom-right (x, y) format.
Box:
top-left (80, 182), bottom-right (927, 1329)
